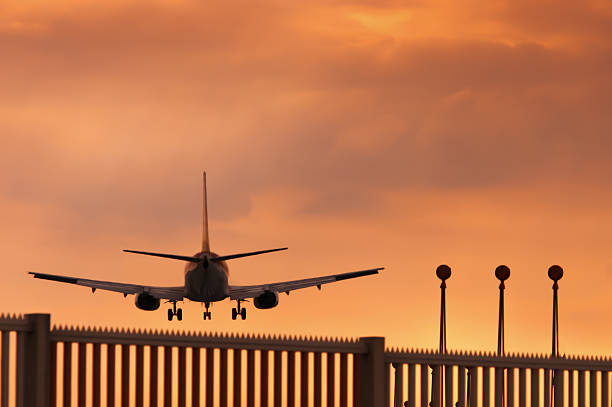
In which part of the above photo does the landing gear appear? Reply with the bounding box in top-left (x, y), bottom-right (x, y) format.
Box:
top-left (232, 300), bottom-right (247, 320)
top-left (167, 301), bottom-right (182, 321)
top-left (203, 302), bottom-right (212, 320)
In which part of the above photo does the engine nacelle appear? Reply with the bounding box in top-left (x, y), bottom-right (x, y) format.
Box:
top-left (135, 293), bottom-right (160, 311)
top-left (253, 291), bottom-right (279, 309)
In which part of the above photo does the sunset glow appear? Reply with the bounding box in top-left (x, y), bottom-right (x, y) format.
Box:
top-left (1, 0), bottom-right (611, 357)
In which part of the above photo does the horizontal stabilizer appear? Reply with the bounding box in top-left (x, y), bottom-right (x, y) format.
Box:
top-left (123, 250), bottom-right (201, 262)
top-left (211, 247), bottom-right (288, 262)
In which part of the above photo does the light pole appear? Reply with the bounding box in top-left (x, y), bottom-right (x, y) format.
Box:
top-left (548, 265), bottom-right (563, 407)
top-left (495, 265), bottom-right (510, 356)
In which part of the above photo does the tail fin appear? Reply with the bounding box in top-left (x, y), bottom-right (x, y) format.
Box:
top-left (202, 171), bottom-right (210, 253)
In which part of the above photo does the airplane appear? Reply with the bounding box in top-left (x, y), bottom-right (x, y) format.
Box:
top-left (29, 172), bottom-right (383, 321)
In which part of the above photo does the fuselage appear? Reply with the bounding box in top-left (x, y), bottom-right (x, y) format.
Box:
top-left (184, 252), bottom-right (230, 302)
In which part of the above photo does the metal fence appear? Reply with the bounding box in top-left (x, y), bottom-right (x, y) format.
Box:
top-left (386, 349), bottom-right (612, 407)
top-left (0, 313), bottom-right (610, 407)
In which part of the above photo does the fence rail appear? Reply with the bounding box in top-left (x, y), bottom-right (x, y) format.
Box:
top-left (0, 313), bottom-right (610, 407)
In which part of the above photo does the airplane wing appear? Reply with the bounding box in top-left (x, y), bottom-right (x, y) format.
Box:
top-left (228, 267), bottom-right (383, 300)
top-left (28, 272), bottom-right (184, 300)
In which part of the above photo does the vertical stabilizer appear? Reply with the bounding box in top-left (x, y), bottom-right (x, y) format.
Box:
top-left (202, 171), bottom-right (210, 253)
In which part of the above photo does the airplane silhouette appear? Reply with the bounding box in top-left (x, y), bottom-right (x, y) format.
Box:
top-left (29, 172), bottom-right (383, 321)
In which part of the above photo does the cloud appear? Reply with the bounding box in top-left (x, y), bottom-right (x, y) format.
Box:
top-left (1, 0), bottom-right (611, 223)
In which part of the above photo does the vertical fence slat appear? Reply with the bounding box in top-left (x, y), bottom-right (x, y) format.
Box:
top-left (495, 368), bottom-right (504, 407)
top-left (433, 365), bottom-right (441, 407)
top-left (446, 365), bottom-right (453, 407)
top-left (1, 331), bottom-right (9, 407)
top-left (354, 354), bottom-right (362, 407)
top-left (315, 353), bottom-right (322, 407)
top-left (233, 349), bottom-right (241, 407)
top-left (48, 341), bottom-right (57, 407)
top-left (394, 363), bottom-right (404, 407)
top-left (554, 370), bottom-right (564, 407)
top-left (458, 366), bottom-right (466, 407)
top-left (385, 363), bottom-right (391, 407)
top-left (92, 343), bottom-right (101, 407)
top-left (288, 351), bottom-right (296, 407)
top-left (78, 343), bottom-right (87, 407)
top-left (470, 367), bottom-right (479, 407)
top-left (206, 348), bottom-right (215, 407)
top-left (340, 353), bottom-right (348, 407)
top-left (519, 368), bottom-right (526, 407)
top-left (423, 365), bottom-right (431, 407)
top-left (164, 346), bottom-right (172, 407)
top-left (107, 345), bottom-right (116, 407)
top-left (178, 347), bottom-right (186, 407)
top-left (327, 353), bottom-right (335, 407)
top-left (408, 364), bottom-right (416, 407)
top-left (247, 350), bottom-right (255, 407)
top-left (569, 371), bottom-right (575, 407)
top-left (150, 346), bottom-right (158, 407)
top-left (601, 371), bottom-right (609, 407)
top-left (274, 351), bottom-right (283, 407)
top-left (63, 342), bottom-right (72, 407)
top-left (590, 371), bottom-right (597, 407)
top-left (192, 348), bottom-right (200, 407)
top-left (261, 350), bottom-right (269, 407)
top-left (136, 345), bottom-right (144, 407)
top-left (220, 348), bottom-right (228, 407)
top-left (300, 352), bottom-right (308, 407)
top-left (483, 367), bottom-right (490, 407)
top-left (121, 344), bottom-right (130, 407)
top-left (507, 368), bottom-right (514, 407)
top-left (579, 370), bottom-right (586, 407)
top-left (545, 370), bottom-right (551, 407)
top-left (532, 368), bottom-right (540, 407)
top-left (16, 332), bottom-right (25, 407)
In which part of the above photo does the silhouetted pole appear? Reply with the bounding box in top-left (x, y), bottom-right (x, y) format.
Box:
top-left (548, 265), bottom-right (563, 357)
top-left (436, 264), bottom-right (451, 354)
top-left (495, 266), bottom-right (510, 407)
top-left (548, 265), bottom-right (563, 407)
top-left (433, 265), bottom-right (451, 407)
top-left (495, 265), bottom-right (510, 356)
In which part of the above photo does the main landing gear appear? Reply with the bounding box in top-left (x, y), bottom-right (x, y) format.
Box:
top-left (203, 302), bottom-right (212, 320)
top-left (167, 301), bottom-right (182, 321)
top-left (232, 300), bottom-right (247, 320)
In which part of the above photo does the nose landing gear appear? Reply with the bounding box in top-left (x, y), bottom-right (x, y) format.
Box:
top-left (203, 302), bottom-right (212, 320)
top-left (232, 300), bottom-right (247, 320)
top-left (167, 301), bottom-right (182, 321)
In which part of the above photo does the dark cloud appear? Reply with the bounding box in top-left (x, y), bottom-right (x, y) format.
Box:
top-left (1, 0), bottom-right (611, 223)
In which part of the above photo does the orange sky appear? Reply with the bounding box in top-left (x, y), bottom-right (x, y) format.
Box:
top-left (1, 0), bottom-right (611, 356)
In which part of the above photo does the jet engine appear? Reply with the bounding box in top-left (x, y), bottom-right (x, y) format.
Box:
top-left (135, 293), bottom-right (160, 311)
top-left (253, 291), bottom-right (279, 309)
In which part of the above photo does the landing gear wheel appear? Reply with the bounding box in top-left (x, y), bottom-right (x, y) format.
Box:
top-left (203, 302), bottom-right (212, 321)
top-left (240, 308), bottom-right (247, 320)
top-left (232, 308), bottom-right (238, 320)
top-left (177, 308), bottom-right (183, 321)
top-left (167, 309), bottom-right (173, 321)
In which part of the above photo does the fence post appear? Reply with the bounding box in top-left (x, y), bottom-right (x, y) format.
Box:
top-left (359, 337), bottom-right (386, 407)
top-left (24, 313), bottom-right (50, 407)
